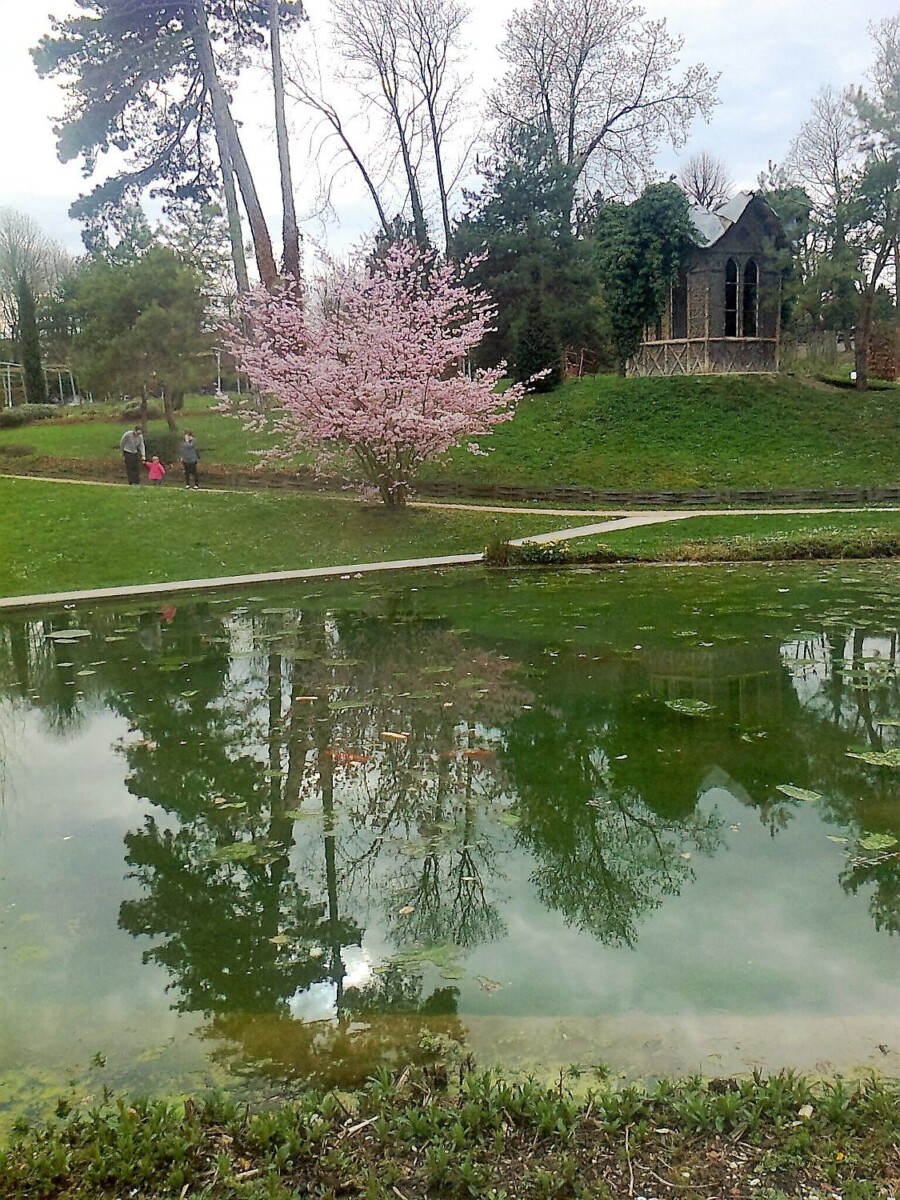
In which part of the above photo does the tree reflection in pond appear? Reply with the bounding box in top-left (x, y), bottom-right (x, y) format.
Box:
top-left (1, 565), bottom-right (899, 1096)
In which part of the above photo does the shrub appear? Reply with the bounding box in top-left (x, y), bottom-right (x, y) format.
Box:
top-left (484, 538), bottom-right (571, 566)
top-left (0, 442), bottom-right (36, 457)
top-left (0, 403), bottom-right (62, 428)
top-left (144, 430), bottom-right (184, 465)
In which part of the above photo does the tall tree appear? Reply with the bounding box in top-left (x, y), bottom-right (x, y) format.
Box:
top-left (267, 0), bottom-right (302, 280)
top-left (0, 207), bottom-right (72, 344)
top-left (491, 0), bottom-right (718, 216)
top-left (678, 150), bottom-right (733, 209)
top-left (781, 86), bottom-right (861, 334)
top-left (293, 0), bottom-right (471, 252)
top-left (32, 1), bottom-right (304, 293)
top-left (16, 275), bottom-right (46, 405)
top-left (453, 125), bottom-right (599, 379)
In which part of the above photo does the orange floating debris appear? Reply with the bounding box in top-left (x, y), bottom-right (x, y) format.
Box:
top-left (324, 749), bottom-right (370, 764)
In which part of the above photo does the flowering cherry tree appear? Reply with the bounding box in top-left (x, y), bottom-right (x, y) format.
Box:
top-left (227, 240), bottom-right (527, 505)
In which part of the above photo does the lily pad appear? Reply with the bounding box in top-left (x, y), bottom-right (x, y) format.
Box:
top-left (664, 698), bottom-right (715, 717)
top-left (858, 833), bottom-right (899, 852)
top-left (46, 629), bottom-right (91, 641)
top-left (846, 748), bottom-right (900, 767)
top-left (207, 842), bottom-right (260, 863)
top-left (775, 784), bottom-right (822, 803)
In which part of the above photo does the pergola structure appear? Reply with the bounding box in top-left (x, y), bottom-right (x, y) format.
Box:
top-left (0, 362), bottom-right (79, 406)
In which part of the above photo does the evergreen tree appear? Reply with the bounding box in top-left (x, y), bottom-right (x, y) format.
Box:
top-left (453, 126), bottom-right (602, 384)
top-left (513, 292), bottom-right (561, 391)
top-left (16, 273), bottom-right (45, 405)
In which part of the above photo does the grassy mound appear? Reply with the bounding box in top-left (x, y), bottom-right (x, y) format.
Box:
top-left (2, 374), bottom-right (899, 495)
top-left (421, 372), bottom-right (900, 491)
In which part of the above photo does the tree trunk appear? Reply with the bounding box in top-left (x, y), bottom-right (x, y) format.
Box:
top-left (214, 118), bottom-right (250, 296)
top-left (187, 2), bottom-right (279, 291)
top-left (267, 0), bottom-right (302, 281)
top-left (163, 386), bottom-right (179, 433)
top-left (855, 287), bottom-right (875, 392)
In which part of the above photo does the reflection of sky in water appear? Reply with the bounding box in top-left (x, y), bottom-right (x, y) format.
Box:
top-left (1, 708), bottom-right (199, 1070)
top-left (1, 565), bottom-right (899, 1102)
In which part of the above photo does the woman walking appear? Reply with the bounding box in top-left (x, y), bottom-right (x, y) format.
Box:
top-left (179, 430), bottom-right (201, 489)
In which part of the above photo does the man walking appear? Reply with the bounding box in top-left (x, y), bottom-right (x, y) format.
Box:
top-left (119, 424), bottom-right (146, 485)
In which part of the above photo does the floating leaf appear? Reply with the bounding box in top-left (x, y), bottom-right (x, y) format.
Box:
top-left (398, 905), bottom-right (415, 916)
top-left (283, 808), bottom-right (321, 820)
top-left (477, 976), bottom-right (503, 993)
top-left (46, 629), bottom-right (91, 641)
top-left (439, 966), bottom-right (467, 980)
top-left (664, 698), bottom-right (715, 717)
top-left (775, 784), bottom-right (822, 802)
top-left (381, 731), bottom-right (409, 741)
top-left (207, 842), bottom-right (260, 863)
top-left (329, 700), bottom-right (369, 711)
top-left (268, 934), bottom-right (292, 946)
top-left (846, 748), bottom-right (900, 767)
top-left (394, 944), bottom-right (460, 970)
top-left (858, 833), bottom-right (898, 852)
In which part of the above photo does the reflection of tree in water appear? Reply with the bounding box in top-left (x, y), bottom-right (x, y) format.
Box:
top-left (505, 700), bottom-right (724, 947)
top-left (108, 603), bottom-right (523, 1084)
top-left (781, 625), bottom-right (900, 934)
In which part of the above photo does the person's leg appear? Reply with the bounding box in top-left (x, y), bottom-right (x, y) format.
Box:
top-left (124, 452), bottom-right (139, 485)
top-left (183, 463), bottom-right (191, 488)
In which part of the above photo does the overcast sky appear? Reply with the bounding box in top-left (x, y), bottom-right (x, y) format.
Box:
top-left (2, 0), bottom-right (898, 257)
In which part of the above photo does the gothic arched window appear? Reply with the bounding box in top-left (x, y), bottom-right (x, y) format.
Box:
top-left (725, 258), bottom-right (739, 336)
top-left (743, 259), bottom-right (759, 337)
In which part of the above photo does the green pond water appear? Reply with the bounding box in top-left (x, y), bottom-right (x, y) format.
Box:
top-left (1, 562), bottom-right (899, 1127)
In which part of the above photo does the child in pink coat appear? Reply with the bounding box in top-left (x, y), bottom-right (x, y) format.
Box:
top-left (144, 456), bottom-right (166, 484)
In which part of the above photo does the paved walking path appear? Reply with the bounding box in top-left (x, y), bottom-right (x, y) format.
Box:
top-left (2, 498), bottom-right (898, 612)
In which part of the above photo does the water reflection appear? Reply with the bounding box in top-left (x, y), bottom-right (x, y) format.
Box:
top-left (1, 564), bottom-right (899, 1100)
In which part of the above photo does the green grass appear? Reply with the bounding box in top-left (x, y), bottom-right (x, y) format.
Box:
top-left (3, 1067), bottom-right (899, 1198)
top-left (565, 510), bottom-right (900, 557)
top-left (0, 405), bottom-right (282, 468)
top-left (0, 477), bottom-right (561, 597)
top-left (4, 373), bottom-right (900, 492)
top-left (419, 372), bottom-right (900, 490)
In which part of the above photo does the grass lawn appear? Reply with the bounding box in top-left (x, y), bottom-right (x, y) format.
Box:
top-left (4, 372), bottom-right (900, 493)
top-left (419, 372), bottom-right (900, 490)
top-left (0, 406), bottom-right (284, 469)
top-left (562, 509), bottom-right (900, 557)
top-left (0, 478), bottom-right (561, 597)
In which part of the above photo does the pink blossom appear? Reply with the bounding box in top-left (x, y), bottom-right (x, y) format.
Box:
top-left (225, 241), bottom-right (525, 505)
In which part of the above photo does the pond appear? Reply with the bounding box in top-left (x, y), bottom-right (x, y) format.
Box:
top-left (1, 562), bottom-right (899, 1127)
